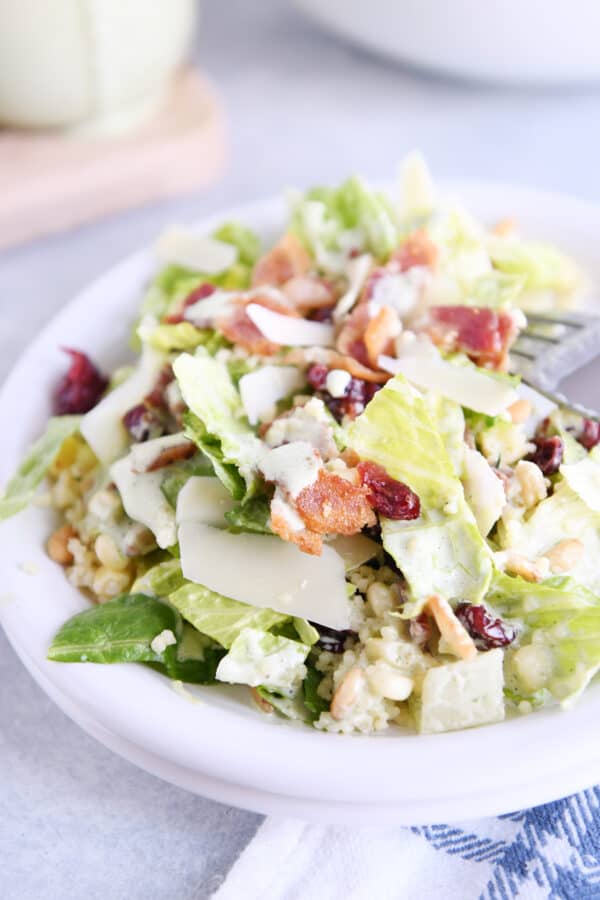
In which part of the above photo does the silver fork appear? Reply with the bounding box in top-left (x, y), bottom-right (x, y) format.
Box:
top-left (510, 311), bottom-right (600, 420)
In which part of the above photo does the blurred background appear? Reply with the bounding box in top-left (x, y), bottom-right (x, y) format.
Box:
top-left (2, 0), bottom-right (600, 894)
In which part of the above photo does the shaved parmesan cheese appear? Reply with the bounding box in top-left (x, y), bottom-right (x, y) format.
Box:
top-left (379, 354), bottom-right (518, 416)
top-left (328, 534), bottom-right (380, 570)
top-left (184, 289), bottom-right (236, 327)
top-left (259, 441), bottom-right (321, 498)
top-left (333, 253), bottom-right (372, 322)
top-left (110, 454), bottom-right (176, 549)
top-left (462, 448), bottom-right (506, 536)
top-left (398, 152), bottom-right (436, 220)
top-left (246, 304), bottom-right (334, 347)
top-left (155, 226), bottom-right (237, 274)
top-left (239, 366), bottom-right (305, 425)
top-left (81, 346), bottom-right (165, 465)
top-left (176, 476), bottom-right (237, 527)
top-left (179, 521), bottom-right (352, 629)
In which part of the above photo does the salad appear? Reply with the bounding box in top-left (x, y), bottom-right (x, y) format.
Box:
top-left (2, 155), bottom-right (598, 736)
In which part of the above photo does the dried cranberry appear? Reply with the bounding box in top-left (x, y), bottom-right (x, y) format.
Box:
top-left (528, 436), bottom-right (563, 476)
top-left (358, 461), bottom-right (420, 520)
top-left (308, 306), bottom-right (335, 323)
top-left (164, 282), bottom-right (216, 323)
top-left (307, 364), bottom-right (329, 391)
top-left (409, 612), bottom-right (432, 649)
top-left (54, 348), bottom-right (108, 415)
top-left (455, 603), bottom-right (516, 651)
top-left (311, 623), bottom-right (355, 654)
top-left (579, 419), bottom-right (600, 451)
top-left (122, 404), bottom-right (165, 442)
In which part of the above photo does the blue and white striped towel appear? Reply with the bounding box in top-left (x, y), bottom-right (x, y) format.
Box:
top-left (212, 789), bottom-right (600, 899)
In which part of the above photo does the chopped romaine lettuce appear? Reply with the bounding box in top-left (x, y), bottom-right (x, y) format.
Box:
top-left (215, 627), bottom-right (309, 695)
top-left (173, 351), bottom-right (262, 498)
top-left (488, 236), bottom-right (581, 295)
top-left (161, 457), bottom-right (215, 510)
top-left (0, 416), bottom-right (82, 520)
top-left (302, 664), bottom-right (329, 721)
top-left (212, 221), bottom-right (262, 267)
top-left (225, 496), bottom-right (272, 534)
top-left (146, 322), bottom-right (226, 354)
top-left (132, 558), bottom-right (186, 597)
top-left (168, 582), bottom-right (288, 649)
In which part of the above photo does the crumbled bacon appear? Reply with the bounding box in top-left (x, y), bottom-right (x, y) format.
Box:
top-left (295, 470), bottom-right (376, 535)
top-left (283, 348), bottom-right (389, 384)
top-left (164, 282), bottom-right (216, 324)
top-left (143, 440), bottom-right (196, 472)
top-left (335, 303), bottom-right (371, 368)
top-left (144, 364), bottom-right (175, 409)
top-left (393, 229), bottom-right (438, 271)
top-left (363, 305), bottom-right (400, 368)
top-left (216, 293), bottom-right (299, 356)
top-left (281, 275), bottom-right (336, 312)
top-left (54, 349), bottom-right (108, 415)
top-left (252, 233), bottom-right (312, 287)
top-left (270, 507), bottom-right (323, 556)
top-left (424, 305), bottom-right (521, 370)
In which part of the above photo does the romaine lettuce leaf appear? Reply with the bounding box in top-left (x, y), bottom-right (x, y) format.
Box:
top-left (498, 481), bottom-right (600, 594)
top-left (0, 415), bottom-right (81, 520)
top-left (347, 374), bottom-right (460, 510)
top-left (213, 222), bottom-right (262, 267)
top-left (48, 593), bottom-right (178, 664)
top-left (146, 322), bottom-right (227, 354)
top-left (132, 558), bottom-right (186, 597)
top-left (488, 571), bottom-right (600, 703)
top-left (215, 627), bottom-right (309, 695)
top-left (160, 455), bottom-right (214, 509)
top-left (159, 623), bottom-right (225, 684)
top-left (225, 496), bottom-right (272, 534)
top-left (169, 582), bottom-right (289, 649)
top-left (488, 236), bottom-right (581, 295)
top-left (302, 664), bottom-right (329, 721)
top-left (173, 351), bottom-right (262, 499)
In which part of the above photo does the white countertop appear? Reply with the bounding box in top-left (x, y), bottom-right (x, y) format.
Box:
top-left (3, 1), bottom-right (600, 896)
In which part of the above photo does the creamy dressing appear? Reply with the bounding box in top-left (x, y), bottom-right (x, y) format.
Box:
top-left (239, 365), bottom-right (305, 425)
top-left (259, 441), bottom-right (321, 498)
top-left (110, 454), bottom-right (176, 549)
top-left (271, 491), bottom-right (306, 532)
top-left (129, 433), bottom-right (193, 473)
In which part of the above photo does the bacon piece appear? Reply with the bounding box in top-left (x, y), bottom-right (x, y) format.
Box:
top-left (281, 275), bottom-right (336, 312)
top-left (335, 303), bottom-right (371, 368)
top-left (392, 229), bottom-right (438, 271)
top-left (363, 306), bottom-right (400, 368)
top-left (424, 305), bottom-right (521, 370)
top-left (145, 364), bottom-right (175, 409)
top-left (295, 470), bottom-right (376, 536)
top-left (252, 233), bottom-right (312, 287)
top-left (143, 440), bottom-right (196, 472)
top-left (217, 293), bottom-right (299, 356)
top-left (270, 508), bottom-right (324, 556)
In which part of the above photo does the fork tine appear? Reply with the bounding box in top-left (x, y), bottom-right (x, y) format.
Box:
top-left (525, 312), bottom-right (587, 329)
top-left (522, 378), bottom-right (600, 421)
top-left (518, 331), bottom-right (561, 345)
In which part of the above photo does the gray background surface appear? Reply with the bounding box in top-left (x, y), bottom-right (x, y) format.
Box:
top-left (2, 1), bottom-right (600, 896)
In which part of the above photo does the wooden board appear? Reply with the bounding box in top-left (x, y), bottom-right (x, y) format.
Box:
top-left (0, 68), bottom-right (226, 250)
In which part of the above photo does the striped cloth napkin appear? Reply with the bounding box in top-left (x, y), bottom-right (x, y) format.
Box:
top-left (212, 789), bottom-right (600, 899)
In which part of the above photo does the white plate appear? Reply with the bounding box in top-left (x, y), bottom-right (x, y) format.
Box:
top-left (3, 181), bottom-right (600, 826)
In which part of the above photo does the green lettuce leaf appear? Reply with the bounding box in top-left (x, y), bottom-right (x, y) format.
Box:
top-left (215, 627), bottom-right (309, 695)
top-left (290, 175), bottom-right (398, 270)
top-left (132, 558), bottom-right (186, 597)
top-left (48, 593), bottom-right (178, 664)
top-left (146, 322), bottom-right (227, 354)
top-left (488, 236), bottom-right (580, 295)
top-left (169, 582), bottom-right (289, 649)
top-left (225, 496), bottom-right (272, 534)
top-left (347, 373), bottom-right (491, 612)
top-left (174, 351), bottom-right (262, 500)
top-left (160, 454), bottom-right (214, 509)
top-left (488, 571), bottom-right (600, 703)
top-left (347, 374), bottom-right (460, 510)
top-left (302, 663), bottom-right (329, 721)
top-left (213, 222), bottom-right (262, 267)
top-left (0, 415), bottom-right (82, 520)
top-left (158, 624), bottom-right (225, 684)
top-left (498, 481), bottom-right (600, 594)
top-left (183, 413), bottom-right (247, 501)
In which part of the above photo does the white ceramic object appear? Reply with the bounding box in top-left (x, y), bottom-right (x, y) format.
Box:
top-left (294, 0), bottom-right (600, 86)
top-left (2, 181), bottom-right (600, 825)
top-left (0, 0), bottom-right (197, 134)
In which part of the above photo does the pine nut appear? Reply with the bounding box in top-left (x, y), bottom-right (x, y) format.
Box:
top-left (366, 662), bottom-right (413, 700)
top-left (47, 525), bottom-right (77, 565)
top-left (427, 594), bottom-right (477, 661)
top-left (330, 667), bottom-right (366, 720)
top-left (94, 534), bottom-right (128, 571)
top-left (515, 460), bottom-right (547, 509)
top-left (508, 398), bottom-right (532, 424)
top-left (543, 538), bottom-right (584, 574)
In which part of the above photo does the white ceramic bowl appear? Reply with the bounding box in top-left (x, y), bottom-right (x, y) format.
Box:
top-left (2, 180), bottom-right (600, 825)
top-left (294, 0), bottom-right (600, 86)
